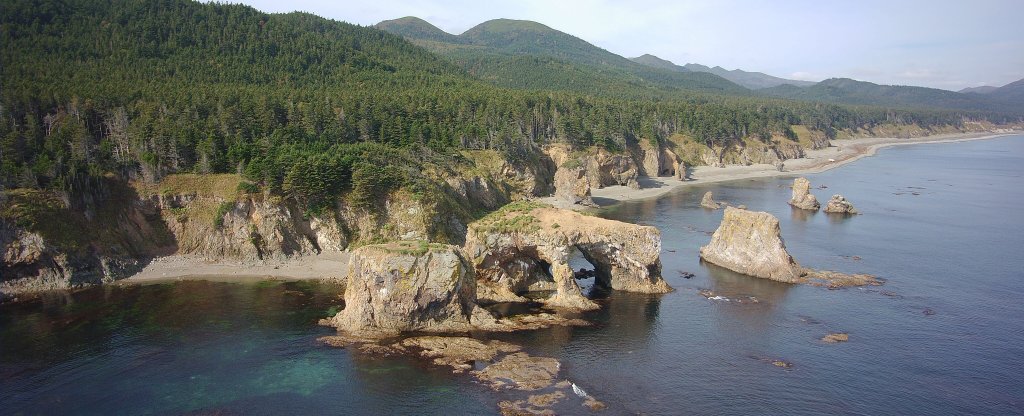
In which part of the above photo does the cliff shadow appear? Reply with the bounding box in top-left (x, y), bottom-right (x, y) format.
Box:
top-left (0, 178), bottom-right (178, 288)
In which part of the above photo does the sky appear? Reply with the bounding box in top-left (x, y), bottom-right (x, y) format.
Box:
top-left (231, 0), bottom-right (1024, 91)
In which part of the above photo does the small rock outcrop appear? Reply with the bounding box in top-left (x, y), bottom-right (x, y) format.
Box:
top-left (699, 207), bottom-right (879, 287)
top-left (788, 177), bottom-right (820, 211)
top-left (553, 165), bottom-right (596, 207)
top-left (824, 194), bottom-right (858, 214)
top-left (700, 191), bottom-right (723, 209)
top-left (699, 207), bottom-right (803, 282)
top-left (328, 241), bottom-right (485, 335)
top-left (465, 203), bottom-right (671, 310)
top-left (822, 333), bottom-right (850, 343)
top-left (675, 161), bottom-right (690, 180)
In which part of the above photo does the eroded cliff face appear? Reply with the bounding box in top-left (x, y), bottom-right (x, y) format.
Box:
top-left (464, 203), bottom-right (670, 310)
top-left (1, 185), bottom-right (176, 300)
top-left (0, 175), bottom-right (490, 299)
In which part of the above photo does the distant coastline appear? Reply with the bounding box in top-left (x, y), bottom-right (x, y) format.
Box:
top-left (542, 130), bottom-right (1024, 210)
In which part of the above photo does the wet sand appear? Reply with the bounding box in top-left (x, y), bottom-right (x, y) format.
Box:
top-left (122, 251), bottom-right (349, 285)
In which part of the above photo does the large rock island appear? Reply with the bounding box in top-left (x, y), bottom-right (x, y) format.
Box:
top-left (699, 207), bottom-right (803, 282)
top-left (327, 241), bottom-right (488, 336)
top-left (465, 202), bottom-right (671, 310)
top-left (700, 207), bottom-right (878, 287)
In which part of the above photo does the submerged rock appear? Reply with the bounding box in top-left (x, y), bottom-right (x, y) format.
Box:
top-left (700, 191), bottom-right (724, 209)
top-left (699, 207), bottom-right (803, 283)
top-left (700, 207), bottom-right (879, 286)
top-left (398, 336), bottom-right (521, 373)
top-left (474, 352), bottom-right (561, 390)
top-left (824, 194), bottom-right (858, 214)
top-left (821, 333), bottom-right (850, 343)
top-left (328, 241), bottom-right (484, 335)
top-left (465, 204), bottom-right (671, 310)
top-left (788, 177), bottom-right (820, 211)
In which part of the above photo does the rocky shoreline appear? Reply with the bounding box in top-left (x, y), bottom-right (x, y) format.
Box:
top-left (542, 130), bottom-right (1023, 211)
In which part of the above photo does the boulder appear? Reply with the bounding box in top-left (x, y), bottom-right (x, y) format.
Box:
top-left (700, 191), bottom-right (723, 209)
top-left (328, 241), bottom-right (483, 335)
top-left (699, 207), bottom-right (803, 283)
top-left (788, 177), bottom-right (820, 211)
top-left (824, 194), bottom-right (858, 214)
top-left (553, 165), bottom-right (595, 207)
top-left (465, 203), bottom-right (670, 310)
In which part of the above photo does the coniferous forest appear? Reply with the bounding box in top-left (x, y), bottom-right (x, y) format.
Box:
top-left (1, 0), bottom-right (1020, 205)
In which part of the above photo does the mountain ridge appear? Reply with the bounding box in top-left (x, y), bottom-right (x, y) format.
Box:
top-left (628, 53), bottom-right (818, 90)
top-left (375, 17), bottom-right (749, 96)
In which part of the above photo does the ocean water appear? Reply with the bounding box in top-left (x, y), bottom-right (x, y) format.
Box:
top-left (2, 136), bottom-right (1023, 415)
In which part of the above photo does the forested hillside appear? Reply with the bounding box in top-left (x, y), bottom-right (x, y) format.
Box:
top-left (760, 78), bottom-right (1018, 113)
top-left (1, 0), bottom-right (1017, 206)
top-left (375, 17), bottom-right (749, 96)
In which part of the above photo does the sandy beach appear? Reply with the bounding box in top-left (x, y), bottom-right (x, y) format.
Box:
top-left (542, 130), bottom-right (1023, 210)
top-left (121, 251), bottom-right (349, 285)
top-left (123, 130), bottom-right (1019, 284)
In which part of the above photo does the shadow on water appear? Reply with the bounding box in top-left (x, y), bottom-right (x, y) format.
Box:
top-left (826, 211), bottom-right (857, 224)
top-left (790, 206), bottom-right (817, 222)
top-left (701, 260), bottom-right (794, 304)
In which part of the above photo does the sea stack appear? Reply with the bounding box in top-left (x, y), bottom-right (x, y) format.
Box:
top-left (700, 191), bottom-right (723, 209)
top-left (788, 177), bottom-right (820, 211)
top-left (699, 207), bottom-right (804, 283)
top-left (699, 207), bottom-right (879, 287)
top-left (329, 241), bottom-right (485, 335)
top-left (824, 194), bottom-right (858, 214)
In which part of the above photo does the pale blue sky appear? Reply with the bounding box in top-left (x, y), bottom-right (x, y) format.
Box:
top-left (231, 0), bottom-right (1024, 91)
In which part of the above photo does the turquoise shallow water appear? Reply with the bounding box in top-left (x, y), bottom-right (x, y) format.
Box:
top-left (2, 136), bottom-right (1023, 415)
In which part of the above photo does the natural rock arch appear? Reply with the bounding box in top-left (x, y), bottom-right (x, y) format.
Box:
top-left (465, 204), bottom-right (671, 310)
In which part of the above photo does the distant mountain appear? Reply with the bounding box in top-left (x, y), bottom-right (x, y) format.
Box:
top-left (629, 54), bottom-right (814, 89)
top-left (375, 16), bottom-right (461, 43)
top-left (959, 85), bottom-right (998, 94)
top-left (761, 78), bottom-right (1002, 112)
top-left (682, 63), bottom-right (816, 89)
top-left (988, 78), bottom-right (1024, 104)
top-left (376, 18), bottom-right (747, 96)
top-left (629, 54), bottom-right (688, 72)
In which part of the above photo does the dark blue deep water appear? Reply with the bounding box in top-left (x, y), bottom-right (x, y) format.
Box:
top-left (2, 136), bottom-right (1023, 415)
